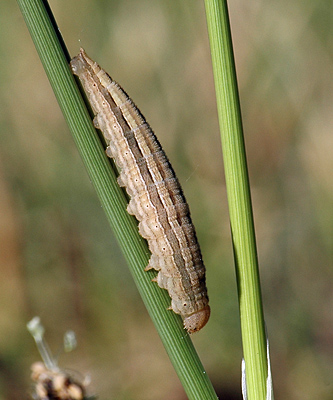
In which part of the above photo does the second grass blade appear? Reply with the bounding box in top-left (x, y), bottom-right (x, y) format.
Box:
top-left (204, 1), bottom-right (269, 399)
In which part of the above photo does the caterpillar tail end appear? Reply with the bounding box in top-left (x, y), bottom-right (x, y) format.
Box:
top-left (183, 306), bottom-right (211, 333)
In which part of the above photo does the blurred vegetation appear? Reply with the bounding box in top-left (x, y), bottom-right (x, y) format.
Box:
top-left (0, 1), bottom-right (332, 399)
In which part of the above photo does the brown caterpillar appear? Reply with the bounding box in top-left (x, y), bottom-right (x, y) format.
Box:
top-left (70, 49), bottom-right (210, 333)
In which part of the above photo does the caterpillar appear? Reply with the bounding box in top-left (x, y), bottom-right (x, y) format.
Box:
top-left (70, 49), bottom-right (210, 333)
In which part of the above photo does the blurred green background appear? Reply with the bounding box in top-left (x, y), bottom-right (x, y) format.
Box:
top-left (1, 1), bottom-right (332, 399)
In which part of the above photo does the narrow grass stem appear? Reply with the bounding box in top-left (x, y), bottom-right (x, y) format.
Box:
top-left (204, 1), bottom-right (269, 399)
top-left (17, 0), bottom-right (218, 398)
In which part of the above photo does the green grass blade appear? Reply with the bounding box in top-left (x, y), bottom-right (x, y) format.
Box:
top-left (204, 1), bottom-right (269, 399)
top-left (17, 0), bottom-right (218, 398)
